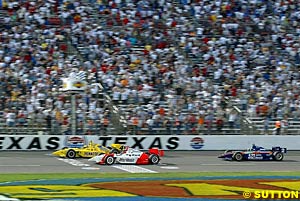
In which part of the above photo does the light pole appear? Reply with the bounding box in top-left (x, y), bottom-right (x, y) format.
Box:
top-left (61, 72), bottom-right (87, 135)
top-left (70, 92), bottom-right (77, 135)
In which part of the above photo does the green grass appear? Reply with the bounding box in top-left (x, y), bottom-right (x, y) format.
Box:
top-left (1, 172), bottom-right (300, 183)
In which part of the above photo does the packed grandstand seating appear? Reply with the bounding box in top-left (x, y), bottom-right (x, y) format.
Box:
top-left (1, 0), bottom-right (300, 135)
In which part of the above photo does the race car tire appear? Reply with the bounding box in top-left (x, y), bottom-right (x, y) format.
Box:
top-left (232, 152), bottom-right (243, 161)
top-left (149, 154), bottom-right (160, 164)
top-left (66, 149), bottom-right (76, 159)
top-left (273, 152), bottom-right (284, 161)
top-left (105, 156), bottom-right (115, 165)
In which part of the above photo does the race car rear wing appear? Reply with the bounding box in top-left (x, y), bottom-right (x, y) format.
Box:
top-left (272, 147), bottom-right (287, 153)
top-left (148, 148), bottom-right (164, 157)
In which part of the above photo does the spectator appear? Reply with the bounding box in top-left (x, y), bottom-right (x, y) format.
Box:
top-left (197, 115), bottom-right (205, 133)
top-left (216, 117), bottom-right (224, 132)
top-left (163, 117), bottom-right (172, 135)
top-left (174, 114), bottom-right (182, 135)
top-left (263, 117), bottom-right (270, 135)
top-left (228, 110), bottom-right (237, 128)
top-left (17, 110), bottom-right (27, 126)
top-left (281, 116), bottom-right (290, 135)
top-left (5, 110), bottom-right (16, 127)
top-left (146, 117), bottom-right (154, 134)
top-left (274, 119), bottom-right (281, 135)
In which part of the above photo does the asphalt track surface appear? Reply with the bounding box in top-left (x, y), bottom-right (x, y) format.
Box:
top-left (1, 151), bottom-right (300, 173)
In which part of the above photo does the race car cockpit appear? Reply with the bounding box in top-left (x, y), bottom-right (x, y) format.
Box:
top-left (251, 144), bottom-right (266, 151)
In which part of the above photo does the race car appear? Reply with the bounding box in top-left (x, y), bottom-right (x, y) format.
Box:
top-left (218, 144), bottom-right (287, 161)
top-left (88, 146), bottom-right (164, 165)
top-left (52, 141), bottom-right (123, 159)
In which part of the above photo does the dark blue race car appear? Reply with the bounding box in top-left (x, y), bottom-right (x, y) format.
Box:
top-left (218, 144), bottom-right (287, 161)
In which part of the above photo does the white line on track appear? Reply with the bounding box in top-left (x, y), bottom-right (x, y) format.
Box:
top-left (113, 165), bottom-right (158, 173)
top-left (202, 162), bottom-right (292, 165)
top-left (160, 166), bottom-right (179, 169)
top-left (0, 165), bottom-right (41, 167)
top-left (201, 163), bottom-right (256, 166)
top-left (81, 167), bottom-right (100, 170)
top-left (57, 158), bottom-right (90, 167)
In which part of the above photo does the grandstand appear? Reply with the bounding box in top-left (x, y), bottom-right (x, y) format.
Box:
top-left (0, 0), bottom-right (300, 135)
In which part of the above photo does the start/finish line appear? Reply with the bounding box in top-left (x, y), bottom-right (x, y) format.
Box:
top-left (112, 165), bottom-right (158, 173)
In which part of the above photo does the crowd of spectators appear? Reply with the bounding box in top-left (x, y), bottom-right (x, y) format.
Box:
top-left (0, 0), bottom-right (111, 134)
top-left (1, 0), bottom-right (300, 135)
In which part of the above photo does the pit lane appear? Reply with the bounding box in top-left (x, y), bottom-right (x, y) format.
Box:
top-left (1, 151), bottom-right (300, 173)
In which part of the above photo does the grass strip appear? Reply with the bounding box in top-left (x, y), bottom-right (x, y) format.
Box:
top-left (1, 172), bottom-right (300, 183)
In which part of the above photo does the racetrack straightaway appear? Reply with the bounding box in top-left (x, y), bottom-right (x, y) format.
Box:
top-left (1, 151), bottom-right (300, 173)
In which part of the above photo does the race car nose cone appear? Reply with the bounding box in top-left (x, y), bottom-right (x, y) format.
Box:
top-left (88, 155), bottom-right (103, 163)
top-left (88, 157), bottom-right (96, 162)
top-left (52, 150), bottom-right (61, 156)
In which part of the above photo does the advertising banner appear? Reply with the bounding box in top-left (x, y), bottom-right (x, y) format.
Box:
top-left (0, 135), bottom-right (299, 150)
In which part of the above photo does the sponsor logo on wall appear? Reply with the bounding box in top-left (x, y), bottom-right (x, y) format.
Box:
top-left (64, 136), bottom-right (87, 148)
top-left (190, 137), bottom-right (204, 149)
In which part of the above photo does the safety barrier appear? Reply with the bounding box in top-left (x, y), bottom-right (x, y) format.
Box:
top-left (0, 135), bottom-right (299, 150)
